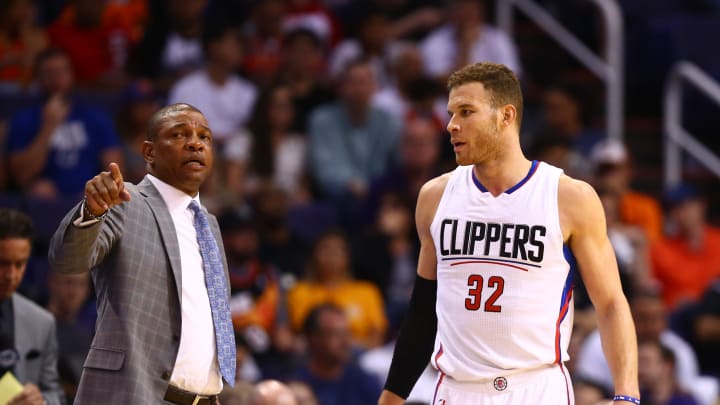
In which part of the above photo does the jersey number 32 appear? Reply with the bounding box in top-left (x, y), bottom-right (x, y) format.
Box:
top-left (465, 274), bottom-right (505, 312)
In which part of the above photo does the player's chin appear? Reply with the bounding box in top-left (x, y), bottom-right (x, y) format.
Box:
top-left (455, 154), bottom-right (471, 166)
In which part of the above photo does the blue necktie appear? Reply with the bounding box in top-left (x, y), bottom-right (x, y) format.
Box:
top-left (188, 200), bottom-right (236, 386)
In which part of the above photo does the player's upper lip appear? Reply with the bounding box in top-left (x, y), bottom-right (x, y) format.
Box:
top-left (451, 139), bottom-right (466, 147)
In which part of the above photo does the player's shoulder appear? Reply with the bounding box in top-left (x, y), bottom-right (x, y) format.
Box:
top-left (419, 171), bottom-right (454, 201)
top-left (558, 173), bottom-right (598, 204)
top-left (558, 174), bottom-right (604, 231)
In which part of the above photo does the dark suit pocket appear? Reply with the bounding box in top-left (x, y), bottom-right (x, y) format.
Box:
top-left (84, 346), bottom-right (126, 371)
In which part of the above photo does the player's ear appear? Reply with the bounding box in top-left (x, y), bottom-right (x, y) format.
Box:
top-left (500, 105), bottom-right (517, 128)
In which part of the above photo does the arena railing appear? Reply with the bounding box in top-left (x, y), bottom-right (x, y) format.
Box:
top-left (496, 0), bottom-right (624, 140)
top-left (663, 61), bottom-right (720, 187)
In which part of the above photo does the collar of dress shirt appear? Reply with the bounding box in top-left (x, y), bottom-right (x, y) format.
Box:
top-left (146, 174), bottom-right (200, 215)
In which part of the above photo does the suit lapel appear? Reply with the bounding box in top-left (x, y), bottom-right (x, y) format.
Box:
top-left (12, 294), bottom-right (31, 380)
top-left (138, 177), bottom-right (183, 303)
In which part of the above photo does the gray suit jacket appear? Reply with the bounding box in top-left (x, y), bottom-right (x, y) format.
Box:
top-left (12, 293), bottom-right (65, 405)
top-left (49, 177), bottom-right (231, 404)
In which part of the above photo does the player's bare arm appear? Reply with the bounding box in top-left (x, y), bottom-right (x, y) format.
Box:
top-left (559, 175), bottom-right (640, 401)
top-left (379, 173), bottom-right (450, 405)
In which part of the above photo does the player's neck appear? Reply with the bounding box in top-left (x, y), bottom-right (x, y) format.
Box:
top-left (472, 145), bottom-right (531, 196)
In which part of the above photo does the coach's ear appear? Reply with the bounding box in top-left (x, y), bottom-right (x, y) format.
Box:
top-left (142, 141), bottom-right (155, 166)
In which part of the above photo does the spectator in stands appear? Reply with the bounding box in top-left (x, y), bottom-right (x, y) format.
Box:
top-left (0, 0), bottom-right (47, 87)
top-left (218, 208), bottom-right (290, 355)
top-left (373, 44), bottom-right (447, 132)
top-left (46, 271), bottom-right (93, 403)
top-left (47, 0), bottom-right (135, 89)
top-left (242, 0), bottom-right (286, 86)
top-left (287, 230), bottom-right (387, 349)
top-left (309, 59), bottom-right (401, 203)
top-left (420, 0), bottom-right (521, 81)
top-left (277, 28), bottom-right (334, 134)
top-left (574, 380), bottom-right (610, 405)
top-left (540, 82), bottom-right (603, 158)
top-left (591, 138), bottom-right (664, 243)
top-left (254, 185), bottom-right (310, 279)
top-left (283, 0), bottom-right (342, 48)
top-left (638, 340), bottom-right (700, 405)
top-left (598, 186), bottom-right (653, 292)
top-left (329, 9), bottom-right (395, 88)
top-left (291, 304), bottom-right (382, 405)
top-left (686, 279), bottom-right (720, 376)
top-left (0, 208), bottom-right (64, 405)
top-left (115, 80), bottom-right (160, 184)
top-left (576, 290), bottom-right (717, 405)
top-left (224, 84), bottom-right (308, 203)
top-left (527, 132), bottom-right (591, 180)
top-left (5, 48), bottom-right (123, 199)
top-left (651, 184), bottom-right (720, 310)
top-left (366, 116), bottom-right (443, 221)
top-left (168, 22), bottom-right (257, 146)
top-left (128, 0), bottom-right (208, 89)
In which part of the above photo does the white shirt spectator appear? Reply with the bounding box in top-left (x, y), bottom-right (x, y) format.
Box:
top-left (576, 329), bottom-right (718, 405)
top-left (420, 24), bottom-right (521, 78)
top-left (168, 70), bottom-right (258, 142)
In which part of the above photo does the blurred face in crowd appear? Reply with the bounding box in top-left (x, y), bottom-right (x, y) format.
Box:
top-left (144, 109), bottom-right (214, 196)
top-left (2, 0), bottom-right (37, 27)
top-left (402, 118), bottom-right (440, 172)
top-left (670, 198), bottom-right (706, 235)
top-left (360, 14), bottom-right (389, 51)
top-left (631, 296), bottom-right (666, 341)
top-left (340, 63), bottom-right (376, 111)
top-left (637, 341), bottom-right (671, 389)
top-left (49, 272), bottom-right (90, 316)
top-left (594, 162), bottom-right (630, 195)
top-left (253, 0), bottom-right (285, 37)
top-left (282, 33), bottom-right (323, 76)
top-left (309, 309), bottom-right (352, 367)
top-left (393, 46), bottom-right (423, 87)
top-left (0, 237), bottom-right (31, 300)
top-left (209, 28), bottom-right (244, 70)
top-left (37, 53), bottom-right (74, 95)
top-left (268, 86), bottom-right (295, 132)
top-left (167, 0), bottom-right (208, 25)
top-left (449, 0), bottom-right (484, 28)
top-left (543, 88), bottom-right (581, 133)
top-left (313, 234), bottom-right (350, 282)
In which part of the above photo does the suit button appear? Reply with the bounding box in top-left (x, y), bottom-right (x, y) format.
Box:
top-left (161, 371), bottom-right (171, 380)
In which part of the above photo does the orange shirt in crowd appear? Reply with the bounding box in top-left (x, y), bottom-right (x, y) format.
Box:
top-left (650, 226), bottom-right (720, 309)
top-left (287, 280), bottom-right (387, 346)
top-left (620, 190), bottom-right (663, 243)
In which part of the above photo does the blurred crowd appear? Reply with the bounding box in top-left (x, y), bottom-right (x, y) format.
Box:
top-left (0, 0), bottom-right (719, 404)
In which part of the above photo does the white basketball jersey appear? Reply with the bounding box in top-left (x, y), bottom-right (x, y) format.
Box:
top-left (429, 161), bottom-right (575, 381)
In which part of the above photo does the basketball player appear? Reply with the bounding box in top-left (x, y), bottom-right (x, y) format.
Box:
top-left (378, 63), bottom-right (639, 405)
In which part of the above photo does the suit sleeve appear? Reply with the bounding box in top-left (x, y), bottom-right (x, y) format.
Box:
top-left (48, 191), bottom-right (128, 274)
top-left (40, 318), bottom-right (66, 405)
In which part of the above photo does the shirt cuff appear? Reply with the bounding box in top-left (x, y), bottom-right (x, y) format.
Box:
top-left (72, 200), bottom-right (102, 228)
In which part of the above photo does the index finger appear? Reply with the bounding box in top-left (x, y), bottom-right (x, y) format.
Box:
top-left (108, 162), bottom-right (124, 186)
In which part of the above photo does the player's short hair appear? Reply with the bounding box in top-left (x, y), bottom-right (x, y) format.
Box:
top-left (146, 103), bottom-right (204, 141)
top-left (0, 208), bottom-right (34, 241)
top-left (447, 62), bottom-right (524, 126)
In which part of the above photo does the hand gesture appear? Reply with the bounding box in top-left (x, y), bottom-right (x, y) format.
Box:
top-left (9, 383), bottom-right (45, 405)
top-left (85, 162), bottom-right (131, 216)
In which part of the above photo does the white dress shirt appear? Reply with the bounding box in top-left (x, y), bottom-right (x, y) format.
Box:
top-left (145, 175), bottom-right (222, 394)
